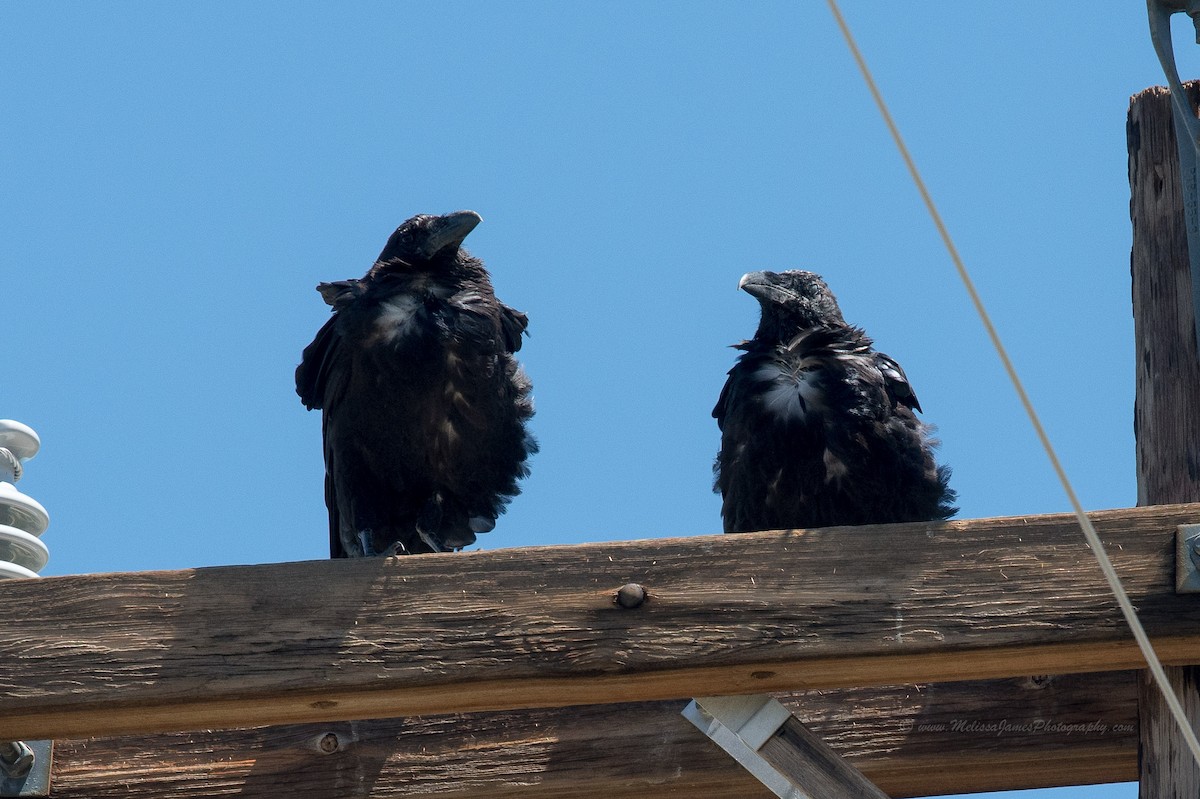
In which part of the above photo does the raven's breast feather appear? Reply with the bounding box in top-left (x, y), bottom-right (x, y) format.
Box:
top-left (752, 362), bottom-right (823, 420)
top-left (373, 295), bottom-right (425, 341)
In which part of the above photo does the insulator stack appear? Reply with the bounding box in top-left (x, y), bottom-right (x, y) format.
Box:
top-left (0, 420), bottom-right (49, 579)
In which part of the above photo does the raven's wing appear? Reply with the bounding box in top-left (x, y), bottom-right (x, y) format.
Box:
top-left (295, 315), bottom-right (340, 410)
top-left (449, 291), bottom-right (529, 353)
top-left (325, 459), bottom-right (345, 559)
top-left (296, 316), bottom-right (351, 558)
top-left (712, 368), bottom-right (741, 430)
top-left (499, 303), bottom-right (529, 353)
top-left (712, 342), bottom-right (754, 427)
top-left (875, 351), bottom-right (922, 413)
top-left (296, 289), bottom-right (359, 558)
top-left (296, 280), bottom-right (361, 410)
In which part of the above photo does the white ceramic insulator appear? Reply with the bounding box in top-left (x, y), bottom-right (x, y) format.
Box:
top-left (0, 420), bottom-right (49, 579)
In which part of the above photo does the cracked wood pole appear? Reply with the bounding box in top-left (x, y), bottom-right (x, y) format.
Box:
top-left (2, 504), bottom-right (1200, 742)
top-left (1130, 82), bottom-right (1200, 799)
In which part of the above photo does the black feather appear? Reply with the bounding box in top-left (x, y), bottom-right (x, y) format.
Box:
top-left (296, 211), bottom-right (536, 557)
top-left (713, 270), bottom-right (955, 533)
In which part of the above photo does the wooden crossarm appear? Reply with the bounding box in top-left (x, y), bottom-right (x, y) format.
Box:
top-left (1, 503), bottom-right (1198, 741)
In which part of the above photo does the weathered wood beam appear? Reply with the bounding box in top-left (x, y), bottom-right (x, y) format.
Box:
top-left (46, 673), bottom-right (1138, 798)
top-left (2, 503), bottom-right (1199, 741)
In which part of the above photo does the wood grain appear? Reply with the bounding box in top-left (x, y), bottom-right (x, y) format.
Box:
top-left (1130, 87), bottom-right (1200, 507)
top-left (760, 717), bottom-right (889, 798)
top-left (1130, 82), bottom-right (1200, 799)
top-left (47, 672), bottom-right (1138, 798)
top-left (0, 504), bottom-right (1196, 740)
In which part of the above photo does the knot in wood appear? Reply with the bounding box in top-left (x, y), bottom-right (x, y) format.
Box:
top-left (318, 732), bottom-right (340, 754)
top-left (615, 583), bottom-right (646, 609)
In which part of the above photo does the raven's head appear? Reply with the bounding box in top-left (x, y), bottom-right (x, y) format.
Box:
top-left (377, 211), bottom-right (482, 264)
top-left (739, 270), bottom-right (846, 340)
top-left (362, 210), bottom-right (489, 296)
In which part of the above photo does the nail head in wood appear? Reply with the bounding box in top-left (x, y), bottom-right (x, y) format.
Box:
top-left (615, 583), bottom-right (646, 609)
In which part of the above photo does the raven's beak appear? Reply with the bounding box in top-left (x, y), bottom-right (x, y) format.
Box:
top-left (738, 271), bottom-right (774, 300)
top-left (417, 210), bottom-right (483, 258)
top-left (739, 270), bottom-right (797, 306)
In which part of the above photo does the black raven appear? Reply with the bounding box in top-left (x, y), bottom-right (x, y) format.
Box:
top-left (296, 211), bottom-right (536, 557)
top-left (713, 270), bottom-right (955, 533)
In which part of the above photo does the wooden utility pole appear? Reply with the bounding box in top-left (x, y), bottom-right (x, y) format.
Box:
top-left (1129, 82), bottom-right (1200, 798)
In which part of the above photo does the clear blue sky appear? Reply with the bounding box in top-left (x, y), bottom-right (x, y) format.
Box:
top-left (2, 3), bottom-right (1190, 797)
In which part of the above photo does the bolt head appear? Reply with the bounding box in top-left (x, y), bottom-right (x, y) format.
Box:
top-left (0, 741), bottom-right (35, 779)
top-left (616, 583), bottom-right (646, 609)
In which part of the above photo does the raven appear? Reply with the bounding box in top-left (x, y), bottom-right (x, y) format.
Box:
top-left (713, 270), bottom-right (955, 533)
top-left (296, 211), bottom-right (536, 557)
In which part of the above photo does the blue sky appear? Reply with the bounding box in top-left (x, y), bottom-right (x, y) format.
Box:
top-left (2, 3), bottom-right (1191, 796)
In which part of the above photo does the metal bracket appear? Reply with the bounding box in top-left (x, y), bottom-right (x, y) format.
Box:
top-left (0, 741), bottom-right (51, 797)
top-left (1149, 0), bottom-right (1200, 357)
top-left (683, 695), bottom-right (888, 799)
top-left (1177, 524), bottom-right (1200, 593)
top-left (683, 695), bottom-right (804, 799)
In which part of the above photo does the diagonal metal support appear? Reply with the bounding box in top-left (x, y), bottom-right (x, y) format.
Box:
top-left (683, 695), bottom-right (888, 799)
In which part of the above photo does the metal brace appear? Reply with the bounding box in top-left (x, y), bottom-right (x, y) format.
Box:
top-left (682, 695), bottom-right (804, 799)
top-left (1149, 0), bottom-right (1200, 356)
top-left (0, 741), bottom-right (52, 798)
top-left (1176, 524), bottom-right (1200, 592)
top-left (682, 694), bottom-right (888, 799)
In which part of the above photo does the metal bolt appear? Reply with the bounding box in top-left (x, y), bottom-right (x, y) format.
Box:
top-left (0, 741), bottom-right (34, 779)
top-left (317, 732), bottom-right (340, 754)
top-left (615, 583), bottom-right (646, 609)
